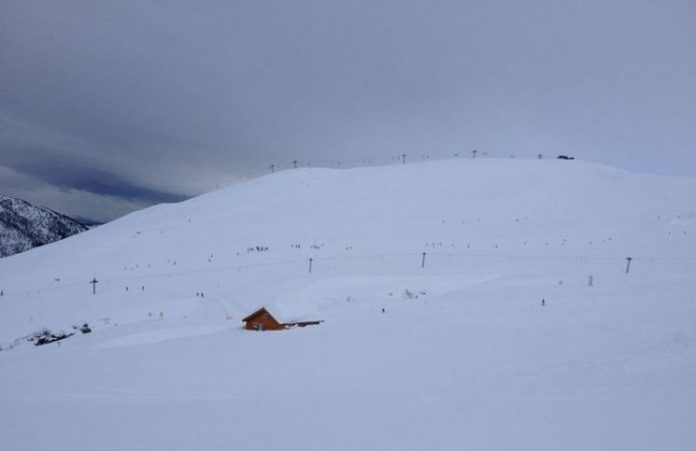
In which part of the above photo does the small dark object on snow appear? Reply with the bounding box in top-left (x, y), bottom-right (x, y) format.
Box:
top-left (80, 323), bottom-right (91, 334)
top-left (542, 298), bottom-right (546, 306)
top-left (33, 331), bottom-right (74, 346)
top-left (381, 308), bottom-right (385, 313)
top-left (557, 155), bottom-right (575, 160)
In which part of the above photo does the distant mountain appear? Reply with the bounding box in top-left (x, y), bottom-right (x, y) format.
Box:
top-left (0, 195), bottom-right (88, 258)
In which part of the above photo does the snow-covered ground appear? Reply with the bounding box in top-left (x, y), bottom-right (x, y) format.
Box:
top-left (1, 158), bottom-right (695, 450)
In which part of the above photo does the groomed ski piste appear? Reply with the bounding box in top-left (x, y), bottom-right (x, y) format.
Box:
top-left (1, 157), bottom-right (695, 450)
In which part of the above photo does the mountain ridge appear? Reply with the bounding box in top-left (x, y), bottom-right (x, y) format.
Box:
top-left (0, 195), bottom-right (88, 258)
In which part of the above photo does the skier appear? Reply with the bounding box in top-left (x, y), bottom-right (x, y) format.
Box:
top-left (541, 298), bottom-right (546, 307)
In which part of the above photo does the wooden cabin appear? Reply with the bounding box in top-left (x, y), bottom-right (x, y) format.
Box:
top-left (242, 307), bottom-right (285, 331)
top-left (242, 305), bottom-right (323, 331)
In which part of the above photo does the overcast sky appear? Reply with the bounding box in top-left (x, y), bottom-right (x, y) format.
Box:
top-left (1, 0), bottom-right (695, 223)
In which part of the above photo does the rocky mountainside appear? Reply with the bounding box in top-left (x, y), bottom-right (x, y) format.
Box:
top-left (0, 195), bottom-right (88, 258)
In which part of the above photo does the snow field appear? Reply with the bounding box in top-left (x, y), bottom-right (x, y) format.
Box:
top-left (1, 158), bottom-right (695, 450)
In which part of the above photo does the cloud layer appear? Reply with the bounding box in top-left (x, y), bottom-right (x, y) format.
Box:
top-left (2, 0), bottom-right (695, 221)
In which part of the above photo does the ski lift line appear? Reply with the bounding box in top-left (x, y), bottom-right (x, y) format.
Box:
top-left (5, 250), bottom-right (693, 299)
top-left (2, 258), bottom-right (306, 298)
top-left (318, 252), bottom-right (422, 262)
top-left (427, 252), bottom-right (626, 261)
top-left (315, 251), bottom-right (695, 263)
top-left (10, 256), bottom-right (306, 296)
top-left (101, 258), bottom-right (305, 283)
top-left (210, 148), bottom-right (614, 193)
top-left (216, 151), bottom-right (563, 190)
top-left (4, 279), bottom-right (89, 298)
top-left (426, 252), bottom-right (696, 261)
top-left (106, 252), bottom-right (418, 285)
top-left (96, 251), bottom-right (691, 286)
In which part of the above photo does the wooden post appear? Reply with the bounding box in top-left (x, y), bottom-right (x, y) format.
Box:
top-left (421, 252), bottom-right (426, 268)
top-left (625, 257), bottom-right (633, 274)
top-left (309, 258), bottom-right (313, 274)
top-left (90, 277), bottom-right (98, 295)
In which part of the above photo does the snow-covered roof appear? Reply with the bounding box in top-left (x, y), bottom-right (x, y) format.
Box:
top-left (264, 302), bottom-right (321, 324)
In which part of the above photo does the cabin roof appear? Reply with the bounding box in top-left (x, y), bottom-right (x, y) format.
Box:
top-left (241, 307), bottom-right (273, 322)
top-left (270, 302), bottom-right (321, 323)
top-left (242, 303), bottom-right (320, 324)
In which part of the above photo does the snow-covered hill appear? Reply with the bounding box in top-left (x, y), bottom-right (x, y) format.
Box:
top-left (0, 195), bottom-right (87, 258)
top-left (1, 158), bottom-right (695, 451)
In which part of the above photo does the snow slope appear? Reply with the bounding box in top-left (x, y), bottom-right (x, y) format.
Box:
top-left (1, 158), bottom-right (695, 450)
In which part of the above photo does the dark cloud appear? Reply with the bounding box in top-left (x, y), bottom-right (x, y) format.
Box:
top-left (1, 0), bottom-right (695, 221)
top-left (37, 164), bottom-right (188, 205)
top-left (0, 117), bottom-right (191, 200)
top-left (0, 151), bottom-right (186, 203)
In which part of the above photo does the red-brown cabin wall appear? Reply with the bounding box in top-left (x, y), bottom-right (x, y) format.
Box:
top-left (244, 311), bottom-right (284, 331)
